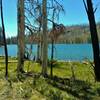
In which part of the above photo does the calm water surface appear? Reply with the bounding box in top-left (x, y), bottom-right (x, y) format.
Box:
top-left (0, 44), bottom-right (93, 61)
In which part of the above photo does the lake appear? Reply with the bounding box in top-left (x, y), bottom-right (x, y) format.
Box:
top-left (0, 44), bottom-right (93, 61)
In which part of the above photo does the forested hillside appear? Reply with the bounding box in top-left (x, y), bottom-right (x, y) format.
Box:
top-left (7, 23), bottom-right (100, 44)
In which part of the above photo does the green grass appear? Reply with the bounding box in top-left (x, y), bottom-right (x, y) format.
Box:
top-left (0, 57), bottom-right (100, 100)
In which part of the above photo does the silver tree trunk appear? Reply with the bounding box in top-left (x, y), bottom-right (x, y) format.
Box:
top-left (17, 0), bottom-right (25, 74)
top-left (42, 0), bottom-right (48, 76)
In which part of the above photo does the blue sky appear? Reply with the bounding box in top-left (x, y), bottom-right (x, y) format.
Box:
top-left (0, 0), bottom-right (100, 37)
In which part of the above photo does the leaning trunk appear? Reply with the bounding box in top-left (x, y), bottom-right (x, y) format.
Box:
top-left (0, 0), bottom-right (8, 79)
top-left (87, 0), bottom-right (100, 81)
top-left (42, 0), bottom-right (48, 76)
top-left (17, 0), bottom-right (25, 74)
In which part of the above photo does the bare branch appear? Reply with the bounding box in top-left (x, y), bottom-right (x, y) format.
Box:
top-left (94, 7), bottom-right (98, 13)
top-left (94, 3), bottom-right (100, 13)
top-left (83, 0), bottom-right (88, 13)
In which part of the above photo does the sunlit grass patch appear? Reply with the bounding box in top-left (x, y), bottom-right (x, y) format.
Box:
top-left (0, 58), bottom-right (100, 99)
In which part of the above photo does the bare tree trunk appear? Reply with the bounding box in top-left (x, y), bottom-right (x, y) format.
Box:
top-left (40, 35), bottom-right (43, 63)
top-left (37, 22), bottom-right (41, 62)
top-left (0, 0), bottom-right (8, 79)
top-left (50, 39), bottom-right (54, 77)
top-left (17, 0), bottom-right (25, 75)
top-left (42, 0), bottom-right (48, 76)
top-left (84, 0), bottom-right (100, 81)
top-left (50, 9), bottom-right (55, 78)
top-left (37, 44), bottom-right (40, 61)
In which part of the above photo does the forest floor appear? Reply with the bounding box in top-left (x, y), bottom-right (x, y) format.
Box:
top-left (0, 57), bottom-right (100, 100)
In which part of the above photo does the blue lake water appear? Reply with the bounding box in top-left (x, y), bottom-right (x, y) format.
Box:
top-left (0, 44), bottom-right (93, 61)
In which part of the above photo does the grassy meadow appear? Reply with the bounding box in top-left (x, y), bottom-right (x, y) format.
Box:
top-left (0, 57), bottom-right (100, 100)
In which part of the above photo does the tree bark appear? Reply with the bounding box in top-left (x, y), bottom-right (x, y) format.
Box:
top-left (50, 39), bottom-right (54, 77)
top-left (42, 0), bottom-right (48, 76)
top-left (17, 0), bottom-right (25, 75)
top-left (50, 9), bottom-right (55, 78)
top-left (86, 0), bottom-right (100, 81)
top-left (0, 0), bottom-right (8, 79)
top-left (37, 22), bottom-right (41, 62)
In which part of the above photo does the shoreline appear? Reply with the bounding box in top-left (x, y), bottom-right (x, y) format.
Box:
top-left (0, 56), bottom-right (93, 63)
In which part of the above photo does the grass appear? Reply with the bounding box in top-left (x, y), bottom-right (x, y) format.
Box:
top-left (0, 57), bottom-right (100, 100)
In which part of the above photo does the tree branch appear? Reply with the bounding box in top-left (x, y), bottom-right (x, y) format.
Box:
top-left (83, 0), bottom-right (88, 14)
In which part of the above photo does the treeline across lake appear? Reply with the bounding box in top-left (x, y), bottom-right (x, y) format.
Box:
top-left (7, 23), bottom-right (100, 44)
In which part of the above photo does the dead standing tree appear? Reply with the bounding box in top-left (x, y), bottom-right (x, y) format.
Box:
top-left (25, 0), bottom-right (42, 62)
top-left (48, 0), bottom-right (65, 77)
top-left (49, 21), bottom-right (65, 77)
top-left (17, 0), bottom-right (25, 76)
top-left (41, 0), bottom-right (48, 76)
top-left (0, 0), bottom-right (8, 79)
top-left (83, 0), bottom-right (100, 81)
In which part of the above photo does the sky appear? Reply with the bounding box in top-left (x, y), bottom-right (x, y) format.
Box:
top-left (0, 0), bottom-right (100, 37)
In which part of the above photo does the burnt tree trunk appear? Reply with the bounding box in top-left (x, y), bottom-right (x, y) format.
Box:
top-left (50, 9), bottom-right (55, 78)
top-left (86, 0), bottom-right (100, 81)
top-left (50, 39), bottom-right (54, 77)
top-left (37, 22), bottom-right (42, 62)
top-left (0, 0), bottom-right (8, 79)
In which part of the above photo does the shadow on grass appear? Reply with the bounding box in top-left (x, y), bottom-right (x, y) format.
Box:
top-left (46, 75), bottom-right (96, 100)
